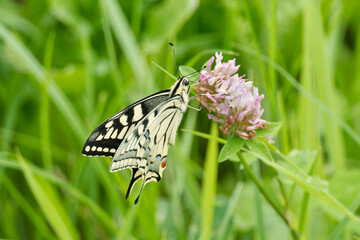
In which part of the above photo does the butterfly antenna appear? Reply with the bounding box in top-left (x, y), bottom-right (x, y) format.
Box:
top-left (169, 42), bottom-right (180, 77)
top-left (185, 66), bottom-right (206, 82)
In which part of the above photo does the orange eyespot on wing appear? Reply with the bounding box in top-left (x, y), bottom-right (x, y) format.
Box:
top-left (161, 157), bottom-right (166, 168)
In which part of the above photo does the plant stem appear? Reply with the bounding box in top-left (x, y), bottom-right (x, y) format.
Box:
top-left (238, 152), bottom-right (299, 240)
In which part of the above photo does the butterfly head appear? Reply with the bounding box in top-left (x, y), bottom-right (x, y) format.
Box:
top-left (182, 77), bottom-right (189, 86)
top-left (170, 76), bottom-right (190, 102)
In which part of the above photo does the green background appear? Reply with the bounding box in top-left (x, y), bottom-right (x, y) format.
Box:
top-left (1, 0), bottom-right (360, 239)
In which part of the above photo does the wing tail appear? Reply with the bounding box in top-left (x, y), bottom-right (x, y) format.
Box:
top-left (126, 168), bottom-right (142, 200)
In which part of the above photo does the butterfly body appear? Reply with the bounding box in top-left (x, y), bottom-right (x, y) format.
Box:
top-left (82, 77), bottom-right (190, 203)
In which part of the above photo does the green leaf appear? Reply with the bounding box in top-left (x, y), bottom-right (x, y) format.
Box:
top-left (179, 65), bottom-right (196, 76)
top-left (287, 150), bottom-right (317, 173)
top-left (277, 150), bottom-right (317, 185)
top-left (246, 139), bottom-right (272, 162)
top-left (179, 65), bottom-right (199, 82)
top-left (218, 136), bottom-right (245, 162)
top-left (255, 122), bottom-right (281, 138)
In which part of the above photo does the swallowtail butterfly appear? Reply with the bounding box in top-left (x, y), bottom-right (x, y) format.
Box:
top-left (82, 76), bottom-right (190, 204)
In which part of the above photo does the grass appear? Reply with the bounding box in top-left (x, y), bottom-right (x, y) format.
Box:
top-left (1, 0), bottom-right (360, 239)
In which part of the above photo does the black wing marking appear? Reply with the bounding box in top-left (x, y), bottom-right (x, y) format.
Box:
top-left (82, 89), bottom-right (170, 157)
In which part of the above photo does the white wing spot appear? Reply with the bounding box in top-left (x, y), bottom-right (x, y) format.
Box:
top-left (119, 115), bottom-right (128, 125)
top-left (97, 147), bottom-right (103, 151)
top-left (96, 134), bottom-right (103, 141)
top-left (110, 148), bottom-right (116, 153)
top-left (138, 124), bottom-right (144, 135)
top-left (147, 112), bottom-right (155, 123)
top-left (111, 129), bottom-right (118, 139)
top-left (105, 121), bottom-right (113, 128)
top-left (85, 146), bottom-right (90, 152)
top-left (103, 148), bottom-right (109, 153)
top-left (118, 126), bottom-right (128, 139)
top-left (104, 127), bottom-right (114, 139)
top-left (91, 146), bottom-right (97, 151)
top-left (127, 124), bottom-right (135, 136)
top-left (133, 105), bottom-right (143, 121)
top-left (139, 136), bottom-right (146, 146)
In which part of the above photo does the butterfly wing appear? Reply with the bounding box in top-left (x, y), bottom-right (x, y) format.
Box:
top-left (109, 96), bottom-right (187, 203)
top-left (82, 90), bottom-right (170, 157)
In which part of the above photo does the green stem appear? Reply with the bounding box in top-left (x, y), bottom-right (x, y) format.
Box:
top-left (254, 161), bottom-right (265, 240)
top-left (238, 152), bottom-right (299, 240)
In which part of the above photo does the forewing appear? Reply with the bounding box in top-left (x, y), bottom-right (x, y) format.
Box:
top-left (82, 90), bottom-right (170, 157)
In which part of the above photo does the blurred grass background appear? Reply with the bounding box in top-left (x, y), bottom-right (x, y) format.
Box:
top-left (1, 0), bottom-right (360, 239)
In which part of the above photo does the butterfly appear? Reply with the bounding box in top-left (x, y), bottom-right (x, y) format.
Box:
top-left (82, 76), bottom-right (190, 204)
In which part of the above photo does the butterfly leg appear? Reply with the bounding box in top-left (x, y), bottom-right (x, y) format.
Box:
top-left (187, 105), bottom-right (202, 111)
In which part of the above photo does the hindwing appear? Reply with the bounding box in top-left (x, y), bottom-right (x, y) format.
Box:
top-left (109, 96), bottom-right (186, 203)
top-left (82, 90), bottom-right (170, 157)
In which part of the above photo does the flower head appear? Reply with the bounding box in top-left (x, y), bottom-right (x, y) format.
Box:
top-left (195, 52), bottom-right (269, 139)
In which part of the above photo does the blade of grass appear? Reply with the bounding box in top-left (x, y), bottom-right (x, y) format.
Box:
top-left (141, 0), bottom-right (199, 54)
top-left (267, 0), bottom-right (278, 110)
top-left (101, 0), bottom-right (146, 87)
top-left (0, 155), bottom-right (117, 232)
top-left (309, 0), bottom-right (346, 170)
top-left (100, 3), bottom-right (122, 91)
top-left (40, 31), bottom-right (55, 169)
top-left (0, 128), bottom-right (68, 160)
top-left (241, 0), bottom-right (272, 116)
top-left (130, 0), bottom-right (143, 38)
top-left (298, 192), bottom-right (310, 234)
top-left (115, 205), bottom-right (138, 240)
top-left (215, 182), bottom-right (243, 240)
top-left (18, 153), bottom-right (79, 240)
top-left (81, 35), bottom-right (95, 118)
top-left (0, 88), bottom-right (30, 151)
top-left (328, 193), bottom-right (360, 240)
top-left (200, 122), bottom-right (219, 240)
top-left (0, 23), bottom-right (87, 142)
top-left (0, 8), bottom-right (41, 40)
top-left (298, 150), bottom-right (318, 234)
top-left (1, 174), bottom-right (54, 238)
top-left (277, 92), bottom-right (290, 154)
